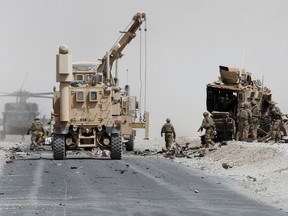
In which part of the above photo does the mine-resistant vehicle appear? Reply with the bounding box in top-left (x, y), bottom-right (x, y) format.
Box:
top-left (52, 13), bottom-right (149, 160)
top-left (206, 65), bottom-right (287, 142)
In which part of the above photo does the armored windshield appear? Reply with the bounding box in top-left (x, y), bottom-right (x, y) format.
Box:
top-left (72, 64), bottom-right (97, 71)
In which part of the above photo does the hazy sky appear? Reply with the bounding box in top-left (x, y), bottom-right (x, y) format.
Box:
top-left (1, 0), bottom-right (288, 140)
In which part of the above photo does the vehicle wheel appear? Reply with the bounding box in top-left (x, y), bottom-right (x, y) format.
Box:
top-left (215, 131), bottom-right (233, 142)
top-left (126, 134), bottom-right (134, 151)
top-left (110, 133), bottom-right (122, 160)
top-left (53, 134), bottom-right (66, 160)
top-left (225, 131), bottom-right (233, 141)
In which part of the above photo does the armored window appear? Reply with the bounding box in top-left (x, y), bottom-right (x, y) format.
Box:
top-left (255, 79), bottom-right (262, 87)
top-left (76, 91), bottom-right (85, 102)
top-left (241, 74), bottom-right (246, 81)
top-left (86, 74), bottom-right (94, 82)
top-left (76, 74), bottom-right (84, 81)
top-left (250, 92), bottom-right (255, 98)
top-left (238, 93), bottom-right (243, 100)
top-left (207, 91), bottom-right (213, 99)
top-left (95, 74), bottom-right (103, 84)
top-left (89, 91), bottom-right (97, 102)
top-left (73, 64), bottom-right (97, 71)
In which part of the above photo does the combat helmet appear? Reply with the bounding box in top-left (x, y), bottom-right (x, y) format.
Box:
top-left (166, 118), bottom-right (171, 122)
top-left (269, 100), bottom-right (277, 105)
top-left (244, 102), bottom-right (249, 109)
top-left (251, 100), bottom-right (257, 105)
top-left (203, 112), bottom-right (209, 116)
top-left (35, 116), bottom-right (40, 120)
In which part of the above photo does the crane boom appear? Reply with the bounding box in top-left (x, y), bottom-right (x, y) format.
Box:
top-left (97, 12), bottom-right (146, 74)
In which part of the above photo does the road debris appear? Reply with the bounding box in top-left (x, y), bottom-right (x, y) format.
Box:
top-left (222, 163), bottom-right (233, 169)
top-left (247, 175), bottom-right (257, 182)
top-left (136, 140), bottom-right (218, 159)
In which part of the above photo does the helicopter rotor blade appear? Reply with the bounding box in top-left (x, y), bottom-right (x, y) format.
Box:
top-left (29, 92), bottom-right (54, 96)
top-left (28, 95), bottom-right (53, 99)
top-left (0, 90), bottom-right (53, 100)
top-left (0, 93), bottom-right (17, 97)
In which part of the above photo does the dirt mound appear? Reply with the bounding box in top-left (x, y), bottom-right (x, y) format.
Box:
top-left (134, 138), bottom-right (288, 213)
top-left (205, 142), bottom-right (279, 166)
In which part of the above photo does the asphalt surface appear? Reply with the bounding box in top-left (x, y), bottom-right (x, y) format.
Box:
top-left (0, 148), bottom-right (286, 216)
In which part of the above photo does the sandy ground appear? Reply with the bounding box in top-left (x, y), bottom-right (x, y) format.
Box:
top-left (0, 135), bottom-right (287, 213)
top-left (135, 137), bottom-right (288, 213)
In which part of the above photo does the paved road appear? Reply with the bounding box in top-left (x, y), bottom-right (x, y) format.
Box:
top-left (0, 151), bottom-right (285, 216)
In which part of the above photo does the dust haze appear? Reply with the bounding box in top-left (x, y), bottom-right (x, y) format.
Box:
top-left (1, 0), bottom-right (288, 140)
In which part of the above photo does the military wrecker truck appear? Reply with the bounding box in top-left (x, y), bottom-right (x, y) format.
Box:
top-left (52, 13), bottom-right (149, 160)
top-left (206, 65), bottom-right (287, 142)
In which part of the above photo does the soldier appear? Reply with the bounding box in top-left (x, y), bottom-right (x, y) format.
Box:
top-left (198, 112), bottom-right (216, 148)
top-left (250, 100), bottom-right (261, 142)
top-left (267, 100), bottom-right (283, 142)
top-left (259, 120), bottom-right (281, 143)
top-left (269, 101), bottom-right (282, 122)
top-left (27, 116), bottom-right (45, 150)
top-left (161, 118), bottom-right (176, 151)
top-left (219, 93), bottom-right (232, 112)
top-left (260, 109), bottom-right (271, 135)
top-left (236, 102), bottom-right (252, 141)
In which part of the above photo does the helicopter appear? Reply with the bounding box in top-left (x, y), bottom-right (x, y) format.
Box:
top-left (0, 90), bottom-right (53, 141)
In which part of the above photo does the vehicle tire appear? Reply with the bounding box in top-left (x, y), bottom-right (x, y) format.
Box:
top-left (215, 131), bottom-right (233, 142)
top-left (110, 133), bottom-right (122, 160)
top-left (126, 134), bottom-right (134, 151)
top-left (53, 134), bottom-right (66, 160)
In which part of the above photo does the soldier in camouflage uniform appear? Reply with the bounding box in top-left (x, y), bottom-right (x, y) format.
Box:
top-left (27, 116), bottom-right (45, 150)
top-left (198, 112), bottom-right (215, 148)
top-left (260, 120), bottom-right (281, 143)
top-left (161, 118), bottom-right (176, 150)
top-left (264, 101), bottom-right (283, 143)
top-left (260, 110), bottom-right (271, 135)
top-left (250, 100), bottom-right (261, 142)
top-left (269, 101), bottom-right (282, 122)
top-left (236, 103), bottom-right (252, 141)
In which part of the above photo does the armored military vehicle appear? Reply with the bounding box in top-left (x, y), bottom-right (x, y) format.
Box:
top-left (206, 65), bottom-right (286, 142)
top-left (52, 13), bottom-right (149, 160)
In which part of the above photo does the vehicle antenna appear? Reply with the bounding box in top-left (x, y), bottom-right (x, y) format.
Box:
top-left (241, 49), bottom-right (245, 70)
top-left (143, 20), bottom-right (148, 121)
top-left (262, 75), bottom-right (264, 92)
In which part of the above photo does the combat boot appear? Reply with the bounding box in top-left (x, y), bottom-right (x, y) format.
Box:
top-left (35, 143), bottom-right (44, 150)
top-left (30, 143), bottom-right (37, 151)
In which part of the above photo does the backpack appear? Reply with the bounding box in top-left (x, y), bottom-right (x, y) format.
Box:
top-left (240, 109), bottom-right (249, 120)
top-left (33, 121), bottom-right (43, 131)
top-left (164, 123), bottom-right (173, 133)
